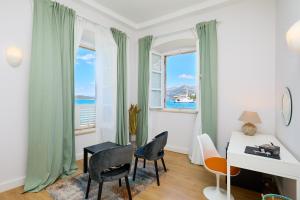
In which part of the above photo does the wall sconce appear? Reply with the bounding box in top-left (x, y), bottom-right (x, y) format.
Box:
top-left (5, 46), bottom-right (23, 67)
top-left (286, 20), bottom-right (300, 53)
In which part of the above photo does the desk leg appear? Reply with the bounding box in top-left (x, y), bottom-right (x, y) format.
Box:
top-left (227, 162), bottom-right (231, 200)
top-left (84, 149), bottom-right (88, 173)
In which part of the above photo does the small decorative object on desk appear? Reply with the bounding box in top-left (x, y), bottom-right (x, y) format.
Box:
top-left (129, 104), bottom-right (140, 146)
top-left (245, 143), bottom-right (280, 160)
top-left (259, 143), bottom-right (280, 157)
top-left (239, 111), bottom-right (262, 136)
top-left (262, 194), bottom-right (292, 200)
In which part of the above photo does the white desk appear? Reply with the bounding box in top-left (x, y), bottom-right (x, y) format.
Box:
top-left (227, 132), bottom-right (300, 200)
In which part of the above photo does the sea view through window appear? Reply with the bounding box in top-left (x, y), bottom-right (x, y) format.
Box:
top-left (75, 47), bottom-right (96, 104)
top-left (75, 47), bottom-right (96, 130)
top-left (165, 52), bottom-right (197, 110)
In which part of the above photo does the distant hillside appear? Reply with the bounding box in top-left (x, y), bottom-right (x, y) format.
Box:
top-left (75, 95), bottom-right (95, 100)
top-left (166, 85), bottom-right (195, 99)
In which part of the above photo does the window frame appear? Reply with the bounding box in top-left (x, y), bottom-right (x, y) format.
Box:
top-left (150, 49), bottom-right (199, 113)
top-left (79, 44), bottom-right (95, 52)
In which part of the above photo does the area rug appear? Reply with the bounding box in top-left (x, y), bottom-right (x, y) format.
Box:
top-left (47, 160), bottom-right (166, 200)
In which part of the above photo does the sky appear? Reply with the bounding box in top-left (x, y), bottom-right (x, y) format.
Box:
top-left (75, 47), bottom-right (96, 97)
top-left (74, 48), bottom-right (196, 97)
top-left (166, 52), bottom-right (196, 88)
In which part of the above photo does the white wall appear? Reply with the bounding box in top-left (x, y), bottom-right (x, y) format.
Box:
top-left (0, 0), bottom-right (32, 192)
top-left (150, 111), bottom-right (196, 154)
top-left (275, 0), bottom-right (300, 198)
top-left (75, 133), bottom-right (98, 159)
top-left (138, 0), bottom-right (276, 156)
top-left (0, 0), bottom-right (136, 192)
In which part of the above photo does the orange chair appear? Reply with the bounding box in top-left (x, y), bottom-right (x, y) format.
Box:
top-left (197, 134), bottom-right (240, 200)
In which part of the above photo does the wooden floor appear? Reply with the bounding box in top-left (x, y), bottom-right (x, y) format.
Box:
top-left (0, 151), bottom-right (260, 200)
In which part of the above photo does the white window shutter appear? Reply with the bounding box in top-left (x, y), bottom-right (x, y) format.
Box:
top-left (150, 51), bottom-right (164, 108)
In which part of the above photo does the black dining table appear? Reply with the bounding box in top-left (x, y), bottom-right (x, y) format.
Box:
top-left (83, 142), bottom-right (120, 173)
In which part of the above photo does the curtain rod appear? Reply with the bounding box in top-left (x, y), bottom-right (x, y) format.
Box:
top-left (44, 0), bottom-right (106, 29)
top-left (50, 0), bottom-right (130, 38)
top-left (76, 15), bottom-right (109, 29)
top-left (76, 14), bottom-right (131, 38)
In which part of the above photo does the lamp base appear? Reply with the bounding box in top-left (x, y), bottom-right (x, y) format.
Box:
top-left (242, 123), bottom-right (257, 136)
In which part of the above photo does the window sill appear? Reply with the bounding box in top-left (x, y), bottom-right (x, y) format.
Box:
top-left (150, 108), bottom-right (198, 114)
top-left (75, 128), bottom-right (96, 136)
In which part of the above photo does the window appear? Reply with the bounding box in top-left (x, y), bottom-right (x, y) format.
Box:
top-left (74, 46), bottom-right (96, 131)
top-left (150, 53), bottom-right (164, 108)
top-left (150, 51), bottom-right (197, 110)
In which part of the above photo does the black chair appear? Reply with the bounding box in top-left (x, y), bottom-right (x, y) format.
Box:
top-left (133, 131), bottom-right (168, 186)
top-left (85, 145), bottom-right (133, 200)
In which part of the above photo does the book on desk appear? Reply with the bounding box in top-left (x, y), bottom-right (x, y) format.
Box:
top-left (245, 146), bottom-right (280, 160)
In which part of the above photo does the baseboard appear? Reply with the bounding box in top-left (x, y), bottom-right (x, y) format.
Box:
top-left (76, 152), bottom-right (83, 160)
top-left (0, 176), bottom-right (25, 193)
top-left (165, 145), bottom-right (189, 154)
top-left (76, 152), bottom-right (94, 161)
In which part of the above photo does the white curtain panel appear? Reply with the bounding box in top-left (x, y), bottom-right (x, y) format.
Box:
top-left (189, 113), bottom-right (203, 165)
top-left (74, 16), bottom-right (87, 55)
top-left (95, 25), bottom-right (118, 143)
top-left (189, 38), bottom-right (203, 165)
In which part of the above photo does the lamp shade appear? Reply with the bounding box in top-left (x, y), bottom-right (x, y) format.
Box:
top-left (286, 20), bottom-right (300, 52)
top-left (239, 111), bottom-right (261, 124)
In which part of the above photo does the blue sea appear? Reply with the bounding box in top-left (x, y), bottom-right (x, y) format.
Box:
top-left (165, 99), bottom-right (196, 110)
top-left (75, 99), bottom-right (96, 104)
top-left (75, 99), bottom-right (196, 109)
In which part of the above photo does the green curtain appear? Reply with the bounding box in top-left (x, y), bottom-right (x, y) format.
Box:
top-left (137, 36), bottom-right (153, 147)
top-left (196, 20), bottom-right (218, 145)
top-left (111, 28), bottom-right (128, 145)
top-left (24, 0), bottom-right (77, 192)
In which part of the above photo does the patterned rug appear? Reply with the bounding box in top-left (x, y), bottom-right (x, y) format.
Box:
top-left (47, 160), bottom-right (166, 200)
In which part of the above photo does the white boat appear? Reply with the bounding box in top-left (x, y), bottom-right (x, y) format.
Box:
top-left (175, 96), bottom-right (194, 103)
top-left (174, 88), bottom-right (195, 103)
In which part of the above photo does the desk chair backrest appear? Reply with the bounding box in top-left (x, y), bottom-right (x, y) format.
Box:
top-left (89, 145), bottom-right (133, 181)
top-left (144, 133), bottom-right (168, 160)
top-left (197, 134), bottom-right (220, 165)
top-left (154, 131), bottom-right (168, 147)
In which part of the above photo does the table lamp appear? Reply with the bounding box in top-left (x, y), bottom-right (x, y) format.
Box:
top-left (239, 111), bottom-right (261, 136)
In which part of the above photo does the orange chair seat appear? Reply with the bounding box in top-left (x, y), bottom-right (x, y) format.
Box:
top-left (205, 157), bottom-right (240, 176)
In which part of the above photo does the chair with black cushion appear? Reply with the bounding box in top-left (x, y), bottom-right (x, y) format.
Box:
top-left (133, 131), bottom-right (168, 186)
top-left (85, 145), bottom-right (133, 200)
top-left (144, 131), bottom-right (168, 168)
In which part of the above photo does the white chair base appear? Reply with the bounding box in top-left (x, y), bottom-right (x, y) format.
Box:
top-left (203, 186), bottom-right (234, 200)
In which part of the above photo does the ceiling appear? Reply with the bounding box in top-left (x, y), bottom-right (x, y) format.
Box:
top-left (80, 0), bottom-right (232, 29)
top-left (94, 0), bottom-right (206, 23)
